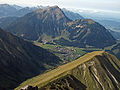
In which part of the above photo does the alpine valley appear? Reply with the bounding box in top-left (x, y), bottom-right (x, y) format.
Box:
top-left (0, 4), bottom-right (120, 90)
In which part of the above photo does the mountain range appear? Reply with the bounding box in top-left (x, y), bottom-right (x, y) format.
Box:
top-left (5, 6), bottom-right (70, 40)
top-left (0, 4), bottom-right (36, 18)
top-left (3, 6), bottom-right (116, 48)
top-left (0, 4), bottom-right (17, 18)
top-left (0, 4), bottom-right (84, 20)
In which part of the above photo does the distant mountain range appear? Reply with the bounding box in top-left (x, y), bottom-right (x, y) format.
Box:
top-left (16, 51), bottom-right (120, 90)
top-left (4, 6), bottom-right (116, 48)
top-left (95, 20), bottom-right (120, 40)
top-left (0, 4), bottom-right (84, 19)
top-left (67, 8), bottom-right (120, 40)
top-left (62, 8), bottom-right (84, 20)
top-left (71, 8), bottom-right (120, 22)
top-left (0, 4), bottom-right (37, 18)
top-left (0, 4), bottom-right (17, 17)
top-left (0, 28), bottom-right (61, 89)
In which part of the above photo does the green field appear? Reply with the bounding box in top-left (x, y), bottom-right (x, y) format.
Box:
top-left (34, 41), bottom-right (86, 62)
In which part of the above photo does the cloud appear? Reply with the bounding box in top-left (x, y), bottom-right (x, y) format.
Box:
top-left (0, 0), bottom-right (120, 11)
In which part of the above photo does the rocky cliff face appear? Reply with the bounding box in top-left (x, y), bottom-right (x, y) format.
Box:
top-left (0, 4), bottom-right (17, 17)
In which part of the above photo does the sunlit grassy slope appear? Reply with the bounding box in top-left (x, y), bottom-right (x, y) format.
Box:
top-left (16, 51), bottom-right (120, 90)
top-left (16, 51), bottom-right (105, 89)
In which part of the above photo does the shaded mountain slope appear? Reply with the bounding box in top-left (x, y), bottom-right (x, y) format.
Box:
top-left (0, 28), bottom-right (61, 89)
top-left (109, 30), bottom-right (120, 40)
top-left (54, 19), bottom-right (116, 48)
top-left (96, 19), bottom-right (120, 31)
top-left (0, 17), bottom-right (18, 28)
top-left (16, 51), bottom-right (120, 90)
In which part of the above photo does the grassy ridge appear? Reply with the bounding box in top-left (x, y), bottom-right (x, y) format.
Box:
top-left (40, 52), bottom-right (120, 90)
top-left (15, 51), bottom-right (104, 90)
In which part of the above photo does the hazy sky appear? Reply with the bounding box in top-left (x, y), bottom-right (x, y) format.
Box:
top-left (0, 0), bottom-right (120, 11)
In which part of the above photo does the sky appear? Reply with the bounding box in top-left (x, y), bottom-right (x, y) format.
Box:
top-left (0, 0), bottom-right (120, 11)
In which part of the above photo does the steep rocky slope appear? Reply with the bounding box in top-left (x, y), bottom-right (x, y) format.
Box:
top-left (0, 28), bottom-right (61, 89)
top-left (16, 51), bottom-right (120, 90)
